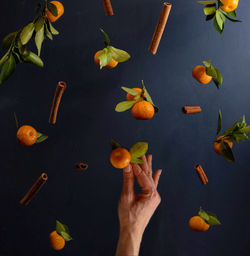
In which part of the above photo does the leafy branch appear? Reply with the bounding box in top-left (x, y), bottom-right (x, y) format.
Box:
top-left (0, 0), bottom-right (60, 84)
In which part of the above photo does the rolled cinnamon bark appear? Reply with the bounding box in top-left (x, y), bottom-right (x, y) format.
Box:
top-left (148, 2), bottom-right (172, 55)
top-left (20, 173), bottom-right (48, 206)
top-left (49, 81), bottom-right (66, 124)
top-left (75, 163), bottom-right (88, 171)
top-left (182, 106), bottom-right (202, 114)
top-left (195, 164), bottom-right (208, 185)
top-left (102, 0), bottom-right (114, 16)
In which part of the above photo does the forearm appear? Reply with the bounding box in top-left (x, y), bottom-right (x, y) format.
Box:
top-left (116, 228), bottom-right (143, 256)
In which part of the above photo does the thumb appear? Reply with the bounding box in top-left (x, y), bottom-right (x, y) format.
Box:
top-left (122, 164), bottom-right (134, 196)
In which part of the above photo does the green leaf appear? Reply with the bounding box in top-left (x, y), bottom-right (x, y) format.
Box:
top-left (98, 48), bottom-right (112, 69)
top-left (227, 10), bottom-right (236, 18)
top-left (35, 132), bottom-right (48, 143)
top-left (0, 52), bottom-right (9, 68)
top-left (206, 215), bottom-right (221, 225)
top-left (110, 139), bottom-right (121, 150)
top-left (134, 95), bottom-right (141, 100)
top-left (35, 17), bottom-right (45, 32)
top-left (213, 17), bottom-right (223, 34)
top-left (49, 22), bottom-right (59, 35)
top-left (198, 207), bottom-right (210, 222)
top-left (217, 109), bottom-right (222, 135)
top-left (202, 60), bottom-right (211, 68)
top-left (20, 22), bottom-right (35, 45)
top-left (60, 231), bottom-right (73, 242)
top-left (100, 28), bottom-right (110, 46)
top-left (216, 9), bottom-right (224, 30)
top-left (14, 112), bottom-right (19, 130)
top-left (197, 0), bottom-right (217, 4)
top-left (115, 101), bottom-right (136, 112)
top-left (223, 118), bottom-right (242, 135)
top-left (129, 142), bottom-right (148, 159)
top-left (121, 87), bottom-right (140, 95)
top-left (63, 224), bottom-right (70, 234)
top-left (141, 80), bottom-right (154, 105)
top-left (240, 126), bottom-right (250, 134)
top-left (206, 13), bottom-right (215, 21)
top-left (206, 65), bottom-right (217, 78)
top-left (56, 220), bottom-right (67, 235)
top-left (130, 157), bottom-right (144, 164)
top-left (45, 23), bottom-right (53, 40)
top-left (0, 54), bottom-right (16, 84)
top-left (203, 5), bottom-right (216, 15)
top-left (219, 141), bottom-right (235, 162)
top-left (220, 10), bottom-right (242, 22)
top-left (22, 50), bottom-right (44, 67)
top-left (108, 46), bottom-right (130, 63)
top-left (47, 2), bottom-right (58, 17)
top-left (2, 32), bottom-right (17, 50)
top-left (35, 25), bottom-right (44, 56)
top-left (232, 132), bottom-right (248, 143)
top-left (212, 67), bottom-right (223, 88)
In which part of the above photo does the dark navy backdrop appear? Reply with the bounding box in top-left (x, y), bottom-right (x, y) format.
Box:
top-left (0, 0), bottom-right (250, 255)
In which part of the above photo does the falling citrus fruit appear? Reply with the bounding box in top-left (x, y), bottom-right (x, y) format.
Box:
top-left (220, 0), bottom-right (239, 13)
top-left (46, 1), bottom-right (64, 22)
top-left (110, 148), bottom-right (131, 169)
top-left (192, 65), bottom-right (212, 85)
top-left (17, 125), bottom-right (37, 146)
top-left (131, 101), bottom-right (155, 120)
top-left (49, 230), bottom-right (65, 250)
top-left (214, 136), bottom-right (233, 155)
top-left (94, 50), bottom-right (118, 69)
top-left (189, 216), bottom-right (210, 232)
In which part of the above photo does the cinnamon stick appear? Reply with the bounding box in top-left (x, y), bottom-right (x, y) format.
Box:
top-left (102, 0), bottom-right (114, 16)
top-left (182, 106), bottom-right (202, 114)
top-left (75, 163), bottom-right (88, 171)
top-left (49, 81), bottom-right (66, 124)
top-left (20, 173), bottom-right (48, 206)
top-left (195, 164), bottom-right (208, 185)
top-left (148, 2), bottom-right (172, 55)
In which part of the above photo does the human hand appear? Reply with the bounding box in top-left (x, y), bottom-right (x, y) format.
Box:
top-left (116, 155), bottom-right (162, 256)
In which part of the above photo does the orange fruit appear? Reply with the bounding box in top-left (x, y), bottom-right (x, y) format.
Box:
top-left (192, 65), bottom-right (212, 85)
top-left (131, 101), bottom-right (155, 120)
top-left (94, 50), bottom-right (118, 69)
top-left (17, 125), bottom-right (37, 146)
top-left (49, 231), bottom-right (65, 250)
top-left (126, 88), bottom-right (145, 101)
top-left (214, 136), bottom-right (233, 155)
top-left (189, 216), bottom-right (210, 232)
top-left (46, 1), bottom-right (64, 22)
top-left (110, 148), bottom-right (131, 169)
top-left (220, 0), bottom-right (239, 13)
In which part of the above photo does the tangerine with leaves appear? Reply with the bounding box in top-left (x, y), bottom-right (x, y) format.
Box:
top-left (220, 0), bottom-right (239, 13)
top-left (94, 50), bottom-right (118, 69)
top-left (214, 136), bottom-right (233, 155)
top-left (131, 101), bottom-right (155, 120)
top-left (17, 125), bottom-right (37, 146)
top-left (95, 28), bottom-right (130, 69)
top-left (49, 230), bottom-right (65, 250)
top-left (189, 216), bottom-right (210, 232)
top-left (126, 88), bottom-right (145, 101)
top-left (110, 148), bottom-right (131, 169)
top-left (46, 1), bottom-right (64, 22)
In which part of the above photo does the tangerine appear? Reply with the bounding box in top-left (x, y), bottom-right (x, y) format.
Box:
top-left (192, 65), bottom-right (212, 85)
top-left (17, 125), bottom-right (37, 146)
top-left (110, 148), bottom-right (131, 169)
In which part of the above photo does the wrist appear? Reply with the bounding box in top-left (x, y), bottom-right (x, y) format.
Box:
top-left (116, 227), bottom-right (143, 256)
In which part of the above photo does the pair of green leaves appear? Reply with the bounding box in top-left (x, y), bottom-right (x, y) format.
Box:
top-left (198, 207), bottom-right (221, 226)
top-left (197, 0), bottom-right (242, 34)
top-left (115, 80), bottom-right (159, 113)
top-left (98, 29), bottom-right (130, 69)
top-left (110, 139), bottom-right (148, 164)
top-left (203, 60), bottom-right (223, 88)
top-left (216, 111), bottom-right (250, 162)
top-left (56, 220), bottom-right (73, 242)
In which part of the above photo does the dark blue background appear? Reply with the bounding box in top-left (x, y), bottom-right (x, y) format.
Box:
top-left (0, 0), bottom-right (250, 255)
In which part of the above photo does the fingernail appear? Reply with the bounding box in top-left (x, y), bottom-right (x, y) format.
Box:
top-left (124, 164), bottom-right (131, 173)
